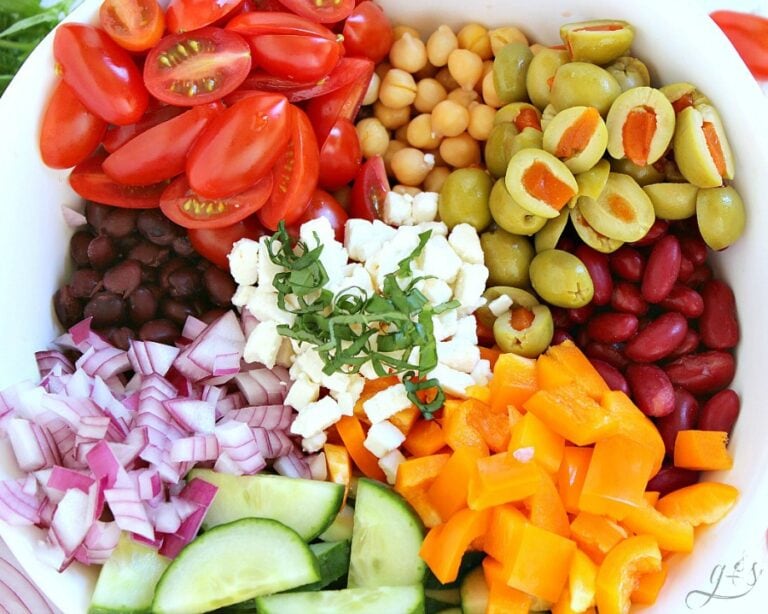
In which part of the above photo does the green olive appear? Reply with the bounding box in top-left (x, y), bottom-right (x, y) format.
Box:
top-left (696, 186), bottom-right (746, 250)
top-left (659, 82), bottom-right (710, 110)
top-left (526, 48), bottom-right (570, 110)
top-left (493, 304), bottom-right (554, 358)
top-left (606, 87), bottom-right (676, 166)
top-left (534, 207), bottom-right (570, 252)
top-left (574, 158), bottom-right (611, 201)
top-left (493, 42), bottom-right (534, 105)
top-left (550, 62), bottom-right (621, 116)
top-left (505, 148), bottom-right (578, 219)
top-left (542, 106), bottom-right (608, 174)
top-left (673, 104), bottom-right (735, 188)
top-left (643, 182), bottom-right (699, 220)
top-left (605, 56), bottom-right (650, 91)
top-left (438, 168), bottom-right (493, 230)
top-left (484, 123), bottom-right (519, 178)
top-left (570, 205), bottom-right (624, 253)
top-left (529, 249), bottom-right (594, 308)
top-left (480, 228), bottom-right (535, 287)
top-left (493, 102), bottom-right (542, 128)
top-left (577, 172), bottom-right (655, 242)
top-left (489, 178), bottom-right (548, 236)
top-left (560, 20), bottom-right (635, 65)
top-left (610, 157), bottom-right (666, 186)
top-left (476, 285), bottom-right (539, 329)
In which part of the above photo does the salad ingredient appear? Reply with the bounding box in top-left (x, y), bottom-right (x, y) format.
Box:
top-left (342, 2), bottom-right (393, 65)
top-left (578, 173), bottom-right (655, 243)
top-left (493, 304), bottom-right (554, 358)
top-left (643, 182), bottom-right (699, 220)
top-left (481, 229), bottom-right (534, 287)
top-left (673, 104), bottom-right (734, 188)
top-left (255, 585), bottom-right (425, 613)
top-left (530, 249), bottom-right (594, 309)
top-left (438, 168), bottom-right (493, 230)
top-left (606, 56), bottom-right (651, 92)
top-left (99, 0), bottom-right (164, 52)
top-left (655, 481), bottom-right (738, 526)
top-left (492, 42), bottom-right (533, 104)
top-left (641, 234), bottom-right (680, 303)
top-left (594, 535), bottom-right (661, 614)
top-left (711, 10), bottom-right (768, 79)
top-left (695, 186), bottom-right (746, 251)
top-left (151, 518), bottom-right (320, 613)
top-left (550, 62), bottom-right (621, 116)
top-left (489, 178), bottom-right (548, 236)
top-left (189, 216), bottom-right (267, 270)
top-left (560, 20), bottom-right (635, 65)
top-left (505, 149), bottom-right (578, 218)
top-left (460, 566), bottom-right (489, 613)
top-left (698, 388), bottom-right (740, 433)
top-left (165, 0), bottom-right (241, 33)
top-left (673, 430), bottom-right (733, 471)
top-left (288, 189), bottom-right (348, 242)
top-left (543, 105), bottom-right (608, 174)
top-left (318, 118), bottom-right (363, 191)
top-left (349, 155), bottom-right (390, 220)
top-left (276, 0), bottom-right (354, 24)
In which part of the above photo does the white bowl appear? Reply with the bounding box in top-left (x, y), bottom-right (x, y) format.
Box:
top-left (1, 0), bottom-right (767, 611)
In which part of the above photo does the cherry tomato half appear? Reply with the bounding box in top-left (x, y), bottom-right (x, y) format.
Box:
top-left (249, 33), bottom-right (342, 83)
top-left (69, 154), bottom-right (168, 208)
top-left (102, 105), bottom-right (185, 153)
top-left (165, 0), bottom-right (242, 34)
top-left (288, 189), bottom-right (348, 242)
top-left (40, 80), bottom-right (106, 169)
top-left (143, 27), bottom-right (252, 107)
top-left (227, 10), bottom-right (336, 37)
top-left (160, 174), bottom-right (273, 229)
top-left (188, 215), bottom-right (267, 270)
top-left (103, 103), bottom-right (223, 185)
top-left (187, 92), bottom-right (292, 198)
top-left (349, 155), bottom-right (389, 220)
top-left (275, 0), bottom-right (355, 24)
top-left (99, 0), bottom-right (165, 53)
top-left (54, 23), bottom-right (148, 125)
top-left (318, 118), bottom-right (362, 191)
top-left (711, 10), bottom-right (768, 79)
top-left (342, 1), bottom-right (394, 64)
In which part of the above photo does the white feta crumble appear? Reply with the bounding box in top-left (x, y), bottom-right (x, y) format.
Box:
top-left (417, 278), bottom-right (452, 305)
top-left (437, 338), bottom-right (481, 374)
top-left (246, 288), bottom-right (295, 326)
top-left (433, 309), bottom-right (459, 342)
top-left (471, 358), bottom-right (493, 386)
top-left (344, 219), bottom-right (396, 262)
top-left (383, 191), bottom-right (413, 226)
top-left (411, 192), bottom-right (439, 223)
top-left (289, 347), bottom-right (326, 385)
top-left (284, 377), bottom-right (320, 412)
top-left (243, 321), bottom-right (282, 369)
top-left (454, 316), bottom-right (479, 345)
top-left (231, 284), bottom-right (256, 309)
top-left (454, 263), bottom-right (489, 316)
top-left (428, 363), bottom-right (476, 398)
top-left (417, 235), bottom-right (462, 283)
top-left (378, 449), bottom-right (406, 485)
top-left (363, 383), bottom-right (412, 424)
top-left (363, 420), bottom-right (406, 458)
top-left (228, 238), bottom-right (260, 285)
top-left (256, 236), bottom-right (285, 289)
top-left (448, 223), bottom-right (484, 265)
top-left (302, 432), bottom-right (327, 454)
top-left (290, 396), bottom-right (343, 438)
top-left (488, 294), bottom-right (514, 317)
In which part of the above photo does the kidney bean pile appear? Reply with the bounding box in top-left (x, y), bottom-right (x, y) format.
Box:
top-left (552, 218), bottom-right (740, 494)
top-left (53, 202), bottom-right (236, 348)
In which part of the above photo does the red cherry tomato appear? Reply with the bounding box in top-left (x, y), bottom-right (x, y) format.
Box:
top-left (102, 105), bottom-right (185, 153)
top-left (69, 154), bottom-right (167, 208)
top-left (187, 92), bottom-right (292, 198)
top-left (160, 174), bottom-right (273, 229)
top-left (258, 107), bottom-right (320, 230)
top-left (143, 27), bottom-right (252, 107)
top-left (165, 0), bottom-right (242, 33)
top-left (103, 103), bottom-right (223, 185)
top-left (711, 10), bottom-right (768, 79)
top-left (227, 11), bottom-right (336, 36)
top-left (99, 0), bottom-right (165, 52)
top-left (275, 0), bottom-right (355, 24)
top-left (349, 155), bottom-right (389, 220)
top-left (54, 23), bottom-right (148, 125)
top-left (188, 216), bottom-right (268, 270)
top-left (342, 1), bottom-right (393, 64)
top-left (288, 189), bottom-right (348, 242)
top-left (39, 80), bottom-right (106, 169)
top-left (248, 34), bottom-right (342, 82)
top-left (318, 118), bottom-right (362, 191)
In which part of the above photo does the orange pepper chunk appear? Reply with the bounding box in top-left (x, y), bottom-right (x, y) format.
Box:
top-left (443, 399), bottom-right (490, 455)
top-left (467, 398), bottom-right (511, 453)
top-left (389, 405), bottom-right (420, 435)
top-left (403, 418), bottom-right (446, 457)
top-left (622, 106), bottom-right (657, 166)
top-left (352, 375), bottom-right (401, 422)
top-left (674, 430), bottom-right (733, 471)
top-left (522, 161), bottom-right (576, 211)
top-left (643, 491), bottom-right (660, 507)
top-left (394, 453), bottom-right (450, 528)
top-left (467, 383), bottom-right (493, 403)
top-left (558, 446), bottom-right (594, 514)
top-left (620, 500), bottom-right (694, 553)
top-left (419, 507), bottom-right (491, 584)
top-left (570, 512), bottom-right (628, 565)
top-left (428, 446), bottom-right (487, 522)
top-left (484, 504), bottom-right (527, 563)
top-left (556, 107), bottom-right (601, 158)
top-left (335, 415), bottom-right (386, 482)
top-left (595, 535), bottom-right (662, 614)
top-left (525, 465), bottom-right (570, 538)
top-left (579, 435), bottom-right (657, 520)
top-left (323, 443), bottom-right (351, 504)
top-left (541, 340), bottom-right (610, 400)
top-left (630, 561), bottom-right (669, 605)
top-left (489, 353), bottom-right (539, 415)
top-left (656, 481), bottom-right (739, 526)
top-left (482, 556), bottom-right (533, 614)
top-left (552, 587), bottom-right (597, 614)
top-left (467, 452), bottom-right (543, 510)
top-left (569, 548), bottom-right (598, 612)
top-left (702, 121), bottom-right (726, 177)
top-left (509, 411), bottom-right (565, 475)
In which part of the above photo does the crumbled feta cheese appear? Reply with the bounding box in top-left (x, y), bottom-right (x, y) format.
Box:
top-left (256, 237), bottom-right (285, 289)
top-left (448, 223), bottom-right (484, 265)
top-left (418, 278), bottom-right (453, 305)
top-left (344, 219), bottom-right (396, 262)
top-left (413, 221), bottom-right (448, 237)
top-left (290, 396), bottom-right (343, 438)
top-left (228, 238), bottom-right (260, 285)
top-left (300, 216), bottom-right (336, 246)
top-left (231, 284), bottom-right (256, 309)
top-left (243, 321), bottom-right (282, 368)
top-left (417, 235), bottom-right (462, 283)
top-left (428, 363), bottom-right (476, 398)
top-left (246, 288), bottom-right (295, 326)
top-left (302, 431), bottom-right (327, 454)
top-left (489, 294), bottom-right (514, 317)
top-left (411, 192), bottom-right (439, 223)
top-left (363, 420), bottom-right (406, 458)
top-left (454, 316), bottom-right (479, 345)
top-left (454, 263), bottom-right (489, 315)
top-left (365, 225), bottom-right (421, 290)
top-left (358, 360), bottom-right (380, 380)
top-left (284, 377), bottom-right (320, 412)
top-left (378, 449), bottom-right (406, 485)
top-left (437, 338), bottom-right (481, 373)
top-left (363, 383), bottom-right (412, 423)
top-left (383, 191), bottom-right (414, 226)
top-left (289, 347), bottom-right (326, 386)
top-left (274, 338), bottom-right (295, 368)
top-left (433, 309), bottom-right (459, 342)
top-left (471, 358), bottom-right (493, 386)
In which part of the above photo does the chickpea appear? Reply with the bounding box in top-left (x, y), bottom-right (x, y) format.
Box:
top-left (488, 26), bottom-right (529, 56)
top-left (390, 33), bottom-right (428, 74)
top-left (393, 25), bottom-right (421, 41)
top-left (424, 166), bottom-right (451, 192)
top-left (447, 48), bottom-right (484, 91)
top-left (356, 117), bottom-right (391, 158)
top-left (383, 140), bottom-right (407, 176)
top-left (391, 147), bottom-right (435, 185)
top-left (431, 99), bottom-right (470, 137)
top-left (426, 25), bottom-right (458, 67)
top-left (446, 87), bottom-right (479, 108)
top-left (362, 72), bottom-right (381, 106)
top-left (414, 78), bottom-right (447, 113)
top-left (529, 43), bottom-right (547, 55)
top-left (468, 103), bottom-right (496, 140)
top-left (379, 68), bottom-right (418, 108)
top-left (393, 184), bottom-right (422, 197)
top-left (457, 23), bottom-right (492, 60)
top-left (482, 70), bottom-right (503, 107)
top-left (476, 59), bottom-right (494, 95)
top-left (439, 132), bottom-right (481, 168)
top-left (407, 113), bottom-right (442, 149)
top-left (394, 123), bottom-right (409, 144)
top-left (374, 101), bottom-right (411, 129)
top-left (435, 67), bottom-right (460, 91)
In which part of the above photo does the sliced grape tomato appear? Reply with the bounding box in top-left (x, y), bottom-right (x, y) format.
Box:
top-left (99, 0), bottom-right (165, 52)
top-left (226, 10), bottom-right (336, 38)
top-left (188, 216), bottom-right (268, 270)
top-left (102, 105), bottom-right (186, 153)
top-left (288, 189), bottom-right (348, 242)
top-left (165, 0), bottom-right (242, 33)
top-left (318, 117), bottom-right (362, 191)
top-left (275, 0), bottom-right (354, 23)
top-left (248, 33), bottom-right (342, 82)
top-left (69, 154), bottom-right (167, 209)
top-left (349, 155), bottom-right (389, 220)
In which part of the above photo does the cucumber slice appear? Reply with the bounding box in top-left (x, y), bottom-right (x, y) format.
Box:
top-left (298, 541), bottom-right (350, 591)
top-left (189, 469), bottom-right (343, 541)
top-left (255, 586), bottom-right (425, 614)
top-left (319, 504), bottom-right (354, 542)
top-left (152, 518), bottom-right (320, 614)
top-left (347, 478), bottom-right (425, 588)
top-left (89, 534), bottom-right (170, 614)
top-left (459, 567), bottom-right (488, 614)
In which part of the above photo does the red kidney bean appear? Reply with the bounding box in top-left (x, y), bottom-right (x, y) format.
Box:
top-left (128, 240), bottom-right (171, 267)
top-left (624, 312), bottom-right (688, 362)
top-left (630, 218), bottom-right (669, 246)
top-left (100, 208), bottom-right (137, 238)
top-left (103, 259), bottom-right (142, 297)
top-left (53, 286), bottom-right (83, 328)
top-left (83, 291), bottom-right (126, 327)
top-left (699, 280), bottom-right (739, 350)
top-left (201, 308), bottom-right (230, 324)
top-left (584, 341), bottom-right (629, 370)
top-left (87, 235), bottom-right (119, 270)
top-left (589, 359), bottom-right (629, 395)
top-left (127, 286), bottom-right (158, 325)
top-left (70, 268), bottom-right (102, 299)
top-left (685, 263), bottom-right (713, 288)
top-left (552, 328), bottom-right (574, 344)
top-left (676, 256), bottom-right (695, 284)
top-left (698, 389), bottom-right (740, 434)
top-left (161, 298), bottom-right (197, 325)
top-left (576, 326), bottom-right (591, 350)
top-left (667, 329), bottom-right (701, 360)
top-left (575, 245), bottom-right (613, 306)
top-left (610, 281), bottom-right (649, 316)
top-left (556, 236), bottom-right (577, 252)
top-left (167, 266), bottom-right (201, 298)
top-left (641, 234), bottom-right (681, 303)
top-left (679, 235), bottom-right (708, 266)
top-left (664, 351), bottom-right (735, 394)
top-left (587, 312), bottom-right (639, 344)
top-left (647, 466), bottom-right (700, 496)
top-left (626, 363), bottom-right (676, 417)
top-left (551, 307), bottom-right (570, 329)
top-left (609, 246), bottom-right (645, 282)
top-left (655, 387), bottom-right (700, 456)
top-left (658, 284), bottom-right (704, 318)
top-left (172, 235), bottom-right (196, 258)
top-left (568, 304), bottom-right (596, 325)
top-left (69, 230), bottom-right (93, 267)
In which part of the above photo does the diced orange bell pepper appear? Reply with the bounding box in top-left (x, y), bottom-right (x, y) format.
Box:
top-left (467, 452), bottom-right (543, 510)
top-left (552, 587), bottom-right (596, 614)
top-left (644, 491), bottom-right (660, 507)
top-left (524, 385), bottom-right (617, 446)
top-left (620, 500), bottom-right (694, 553)
top-left (509, 411), bottom-right (565, 474)
top-left (479, 346), bottom-right (502, 369)
top-left (525, 466), bottom-right (570, 537)
top-left (323, 443), bottom-right (351, 504)
top-left (335, 415), bottom-right (386, 482)
top-left (467, 384), bottom-right (492, 404)
top-left (539, 340), bottom-right (610, 399)
top-left (394, 453), bottom-right (450, 528)
top-left (484, 504), bottom-right (527, 564)
top-left (558, 446), bottom-right (594, 514)
top-left (390, 405), bottom-right (420, 435)
top-left (656, 481), bottom-right (739, 526)
top-left (674, 430), bottom-right (733, 471)
top-left (489, 352), bottom-right (539, 415)
top-left (466, 397), bottom-right (511, 453)
top-left (595, 535), bottom-right (662, 614)
top-left (569, 548), bottom-right (598, 612)
top-left (570, 512), bottom-right (629, 565)
top-left (443, 400), bottom-right (490, 455)
top-left (428, 446), bottom-right (487, 522)
top-left (579, 435), bottom-right (657, 520)
top-left (403, 418), bottom-right (447, 457)
top-left (419, 507), bottom-right (491, 584)
top-left (482, 556), bottom-right (533, 614)
top-left (630, 561), bottom-right (669, 605)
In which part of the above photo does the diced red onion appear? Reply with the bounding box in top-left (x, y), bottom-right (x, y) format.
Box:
top-left (47, 466), bottom-right (95, 494)
top-left (6, 418), bottom-right (60, 472)
top-left (77, 346), bottom-right (131, 381)
top-left (35, 350), bottom-right (75, 378)
top-left (127, 341), bottom-right (180, 377)
top-left (216, 392), bottom-right (246, 414)
top-left (241, 309), bottom-right (259, 337)
top-left (77, 415), bottom-right (112, 441)
top-left (234, 368), bottom-right (288, 405)
top-left (139, 374), bottom-right (178, 402)
top-left (85, 440), bottom-right (129, 489)
top-left (152, 501), bottom-right (182, 534)
top-left (74, 520), bottom-right (121, 565)
top-left (173, 312), bottom-right (245, 383)
top-left (61, 203), bottom-right (87, 228)
top-left (163, 399), bottom-right (215, 435)
top-left (273, 451), bottom-right (311, 479)
top-left (180, 316), bottom-right (208, 342)
top-left (0, 541), bottom-right (57, 614)
top-left (308, 452), bottom-right (328, 481)
top-left (223, 405), bottom-right (294, 430)
top-left (49, 482), bottom-right (99, 556)
top-left (104, 487), bottom-right (154, 540)
top-left (0, 478), bottom-right (44, 525)
top-left (170, 435), bottom-right (219, 463)
top-left (252, 428), bottom-right (294, 459)
top-left (179, 478), bottom-right (218, 509)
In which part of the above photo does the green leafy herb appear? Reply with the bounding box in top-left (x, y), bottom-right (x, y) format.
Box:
top-left (266, 222), bottom-right (459, 418)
